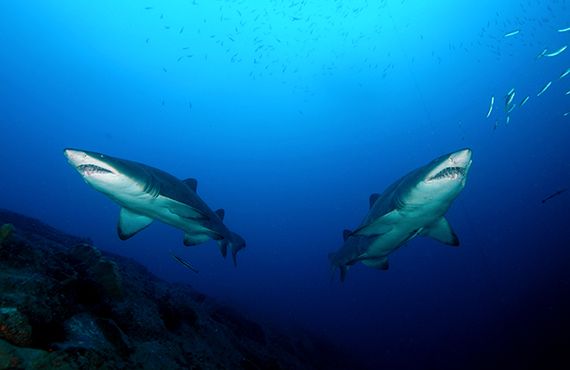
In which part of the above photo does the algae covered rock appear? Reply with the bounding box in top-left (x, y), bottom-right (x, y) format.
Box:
top-left (111, 299), bottom-right (166, 340)
top-left (89, 258), bottom-right (124, 300)
top-left (0, 307), bottom-right (32, 346)
top-left (0, 337), bottom-right (107, 370)
top-left (0, 338), bottom-right (49, 369)
top-left (0, 223), bottom-right (14, 246)
top-left (210, 306), bottom-right (266, 345)
top-left (69, 243), bottom-right (102, 267)
top-left (0, 209), bottom-right (359, 370)
top-left (55, 313), bottom-right (111, 352)
top-left (54, 313), bottom-right (131, 357)
top-left (68, 243), bottom-right (124, 301)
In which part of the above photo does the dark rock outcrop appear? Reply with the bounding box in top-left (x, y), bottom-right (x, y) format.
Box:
top-left (0, 307), bottom-right (32, 346)
top-left (0, 223), bottom-right (14, 246)
top-left (0, 209), bottom-right (357, 369)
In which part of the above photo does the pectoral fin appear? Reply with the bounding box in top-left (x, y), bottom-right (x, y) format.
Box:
top-left (117, 208), bottom-right (154, 240)
top-left (423, 217), bottom-right (459, 246)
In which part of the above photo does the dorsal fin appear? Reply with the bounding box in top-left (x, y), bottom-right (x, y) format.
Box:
top-left (369, 193), bottom-right (380, 208)
top-left (215, 208), bottom-right (225, 221)
top-left (183, 178), bottom-right (198, 192)
top-left (343, 229), bottom-right (352, 241)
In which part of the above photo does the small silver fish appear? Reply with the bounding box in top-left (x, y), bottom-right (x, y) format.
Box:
top-left (506, 90), bottom-right (515, 107)
top-left (486, 96), bottom-right (494, 118)
top-left (541, 188), bottom-right (568, 203)
top-left (504, 30), bottom-right (520, 37)
top-left (520, 96), bottom-right (530, 107)
top-left (537, 81), bottom-right (552, 96)
top-left (545, 45), bottom-right (567, 57)
top-left (507, 103), bottom-right (517, 114)
top-left (171, 253), bottom-right (199, 273)
top-left (558, 27), bottom-right (570, 33)
top-left (560, 68), bottom-right (570, 79)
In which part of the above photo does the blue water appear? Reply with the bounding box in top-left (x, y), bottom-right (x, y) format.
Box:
top-left (1, 1), bottom-right (569, 368)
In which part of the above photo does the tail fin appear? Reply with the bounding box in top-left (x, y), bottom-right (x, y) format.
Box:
top-left (217, 239), bottom-right (229, 258)
top-left (229, 232), bottom-right (246, 267)
top-left (216, 232), bottom-right (245, 267)
top-left (328, 253), bottom-right (348, 283)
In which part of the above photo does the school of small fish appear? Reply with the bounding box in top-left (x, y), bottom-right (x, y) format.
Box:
top-left (138, 1), bottom-right (568, 129)
top-left (488, 24), bottom-right (569, 128)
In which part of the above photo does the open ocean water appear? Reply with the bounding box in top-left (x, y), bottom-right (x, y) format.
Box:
top-left (1, 1), bottom-right (569, 369)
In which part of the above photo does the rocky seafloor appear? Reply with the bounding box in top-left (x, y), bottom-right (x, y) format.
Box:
top-left (0, 209), bottom-right (357, 370)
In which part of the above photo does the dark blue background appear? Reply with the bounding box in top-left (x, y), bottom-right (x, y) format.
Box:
top-left (1, 1), bottom-right (569, 368)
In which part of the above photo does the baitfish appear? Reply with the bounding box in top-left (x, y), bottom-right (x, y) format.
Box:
top-left (541, 188), bottom-right (568, 204)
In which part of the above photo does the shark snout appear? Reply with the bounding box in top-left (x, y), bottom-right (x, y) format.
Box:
top-left (425, 148), bottom-right (473, 183)
top-left (64, 148), bottom-right (88, 167)
top-left (63, 148), bottom-right (116, 176)
top-left (449, 148), bottom-right (472, 167)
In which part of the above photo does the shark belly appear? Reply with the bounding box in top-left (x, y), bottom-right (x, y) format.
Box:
top-left (363, 204), bottom-right (447, 259)
top-left (116, 193), bottom-right (214, 236)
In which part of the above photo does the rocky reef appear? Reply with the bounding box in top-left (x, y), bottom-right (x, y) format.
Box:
top-left (0, 209), bottom-right (356, 370)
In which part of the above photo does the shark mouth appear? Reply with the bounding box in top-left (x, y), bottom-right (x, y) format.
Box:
top-left (428, 166), bottom-right (466, 181)
top-left (77, 164), bottom-right (114, 176)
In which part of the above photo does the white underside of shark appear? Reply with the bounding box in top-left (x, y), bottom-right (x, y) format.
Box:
top-left (116, 194), bottom-right (219, 246)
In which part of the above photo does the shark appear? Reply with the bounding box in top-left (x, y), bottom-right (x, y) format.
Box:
top-left (329, 148), bottom-right (473, 281)
top-left (64, 148), bottom-right (245, 265)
